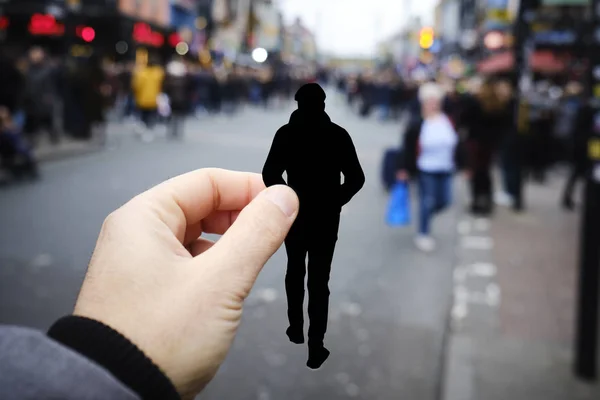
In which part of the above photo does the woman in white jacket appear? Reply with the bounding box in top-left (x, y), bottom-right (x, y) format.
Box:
top-left (397, 82), bottom-right (458, 252)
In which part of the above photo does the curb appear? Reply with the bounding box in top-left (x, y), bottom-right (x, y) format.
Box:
top-left (35, 142), bottom-right (104, 163)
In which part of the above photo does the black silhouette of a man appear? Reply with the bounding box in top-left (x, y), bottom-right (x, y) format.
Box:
top-left (262, 83), bottom-right (365, 369)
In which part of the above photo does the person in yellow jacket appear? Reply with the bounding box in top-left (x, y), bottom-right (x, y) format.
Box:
top-left (132, 57), bottom-right (165, 138)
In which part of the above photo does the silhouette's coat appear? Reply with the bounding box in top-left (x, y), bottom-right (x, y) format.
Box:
top-left (262, 83), bottom-right (365, 368)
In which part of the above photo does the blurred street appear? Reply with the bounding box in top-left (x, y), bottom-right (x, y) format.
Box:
top-left (0, 99), bottom-right (459, 400)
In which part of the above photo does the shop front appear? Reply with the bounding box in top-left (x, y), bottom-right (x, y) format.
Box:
top-left (0, 1), bottom-right (69, 57)
top-left (115, 0), bottom-right (174, 64)
top-left (0, 0), bottom-right (177, 64)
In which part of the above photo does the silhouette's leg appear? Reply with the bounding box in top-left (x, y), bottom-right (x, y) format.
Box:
top-left (306, 240), bottom-right (336, 346)
top-left (284, 233), bottom-right (308, 343)
top-left (306, 231), bottom-right (337, 369)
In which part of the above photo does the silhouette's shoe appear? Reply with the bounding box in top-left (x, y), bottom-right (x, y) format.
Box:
top-left (307, 345), bottom-right (330, 369)
top-left (286, 326), bottom-right (304, 344)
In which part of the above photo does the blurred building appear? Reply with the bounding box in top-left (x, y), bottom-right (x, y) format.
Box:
top-left (475, 0), bottom-right (589, 78)
top-left (281, 17), bottom-right (317, 66)
top-left (168, 0), bottom-right (206, 58)
top-left (375, 17), bottom-right (423, 69)
top-left (209, 0), bottom-right (251, 59)
top-left (251, 0), bottom-right (282, 55)
top-left (434, 0), bottom-right (461, 56)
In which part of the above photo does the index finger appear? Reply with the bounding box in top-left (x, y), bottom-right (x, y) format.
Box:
top-left (132, 168), bottom-right (267, 241)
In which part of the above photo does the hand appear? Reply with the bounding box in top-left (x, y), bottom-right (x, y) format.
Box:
top-left (463, 169), bottom-right (472, 179)
top-left (396, 170), bottom-right (408, 181)
top-left (73, 168), bottom-right (299, 399)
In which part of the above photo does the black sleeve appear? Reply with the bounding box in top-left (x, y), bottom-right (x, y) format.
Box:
top-left (340, 129), bottom-right (365, 206)
top-left (48, 316), bottom-right (180, 400)
top-left (262, 128), bottom-right (287, 187)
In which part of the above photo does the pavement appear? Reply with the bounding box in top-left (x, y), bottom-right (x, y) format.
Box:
top-left (442, 174), bottom-right (600, 400)
top-left (0, 99), bottom-right (459, 400)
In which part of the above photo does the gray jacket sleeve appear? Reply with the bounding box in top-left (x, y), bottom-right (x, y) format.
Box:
top-left (0, 326), bottom-right (140, 400)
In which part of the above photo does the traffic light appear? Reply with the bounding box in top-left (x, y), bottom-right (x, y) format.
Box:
top-left (419, 27), bottom-right (435, 49)
top-left (76, 25), bottom-right (95, 42)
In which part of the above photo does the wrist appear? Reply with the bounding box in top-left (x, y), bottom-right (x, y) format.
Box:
top-left (48, 316), bottom-right (180, 400)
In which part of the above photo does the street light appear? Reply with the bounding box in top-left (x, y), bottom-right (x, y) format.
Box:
top-left (175, 42), bottom-right (189, 56)
top-left (419, 27), bottom-right (435, 50)
top-left (252, 47), bottom-right (268, 63)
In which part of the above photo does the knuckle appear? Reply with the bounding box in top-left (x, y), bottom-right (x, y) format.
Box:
top-left (101, 209), bottom-right (124, 233)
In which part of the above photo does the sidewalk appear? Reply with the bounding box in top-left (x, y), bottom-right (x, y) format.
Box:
top-left (33, 121), bottom-right (133, 162)
top-left (443, 175), bottom-right (600, 400)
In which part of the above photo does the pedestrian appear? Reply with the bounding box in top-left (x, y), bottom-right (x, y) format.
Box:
top-left (132, 56), bottom-right (165, 142)
top-left (396, 82), bottom-right (458, 252)
top-left (558, 82), bottom-right (585, 210)
top-left (463, 80), bottom-right (507, 215)
top-left (561, 89), bottom-right (590, 210)
top-left (0, 168), bottom-right (299, 400)
top-left (22, 47), bottom-right (60, 146)
top-left (262, 83), bottom-right (365, 369)
top-left (0, 106), bottom-right (38, 181)
top-left (163, 58), bottom-right (190, 139)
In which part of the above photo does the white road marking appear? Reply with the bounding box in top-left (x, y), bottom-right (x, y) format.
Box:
top-left (461, 236), bottom-right (494, 250)
top-left (486, 283), bottom-right (501, 306)
top-left (457, 220), bottom-right (472, 235)
top-left (471, 262), bottom-right (497, 277)
top-left (474, 218), bottom-right (490, 232)
top-left (452, 302), bottom-right (468, 320)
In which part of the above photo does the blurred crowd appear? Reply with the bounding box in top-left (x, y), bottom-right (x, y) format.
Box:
top-left (330, 68), bottom-right (587, 249)
top-left (0, 47), bottom-right (318, 182)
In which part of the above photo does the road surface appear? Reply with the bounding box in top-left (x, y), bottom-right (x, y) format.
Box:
top-left (0, 98), bottom-right (458, 400)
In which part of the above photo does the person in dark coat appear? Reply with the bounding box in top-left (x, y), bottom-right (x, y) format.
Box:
top-left (262, 83), bottom-right (365, 369)
top-left (23, 47), bottom-right (59, 145)
top-left (0, 53), bottom-right (25, 115)
top-left (163, 58), bottom-right (190, 139)
top-left (462, 80), bottom-right (507, 215)
top-left (562, 99), bottom-right (592, 210)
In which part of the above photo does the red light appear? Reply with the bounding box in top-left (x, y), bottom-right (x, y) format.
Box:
top-left (133, 22), bottom-right (164, 47)
top-left (169, 33), bottom-right (181, 47)
top-left (81, 27), bottom-right (95, 42)
top-left (29, 14), bottom-right (64, 36)
top-left (0, 16), bottom-right (9, 30)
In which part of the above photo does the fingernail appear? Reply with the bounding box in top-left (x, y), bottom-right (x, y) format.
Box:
top-left (264, 186), bottom-right (298, 217)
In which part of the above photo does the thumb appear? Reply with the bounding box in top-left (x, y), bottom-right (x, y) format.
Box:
top-left (204, 185), bottom-right (299, 294)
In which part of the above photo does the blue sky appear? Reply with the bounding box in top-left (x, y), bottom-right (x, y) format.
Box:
top-left (278, 0), bottom-right (437, 57)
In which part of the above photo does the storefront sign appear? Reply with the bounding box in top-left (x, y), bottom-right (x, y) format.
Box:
top-left (133, 22), bottom-right (164, 47)
top-left (533, 30), bottom-right (577, 45)
top-left (28, 14), bottom-right (64, 36)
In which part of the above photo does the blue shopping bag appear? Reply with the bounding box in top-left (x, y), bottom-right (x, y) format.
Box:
top-left (386, 182), bottom-right (411, 226)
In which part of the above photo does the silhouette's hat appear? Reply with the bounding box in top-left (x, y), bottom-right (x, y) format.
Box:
top-left (294, 83), bottom-right (326, 103)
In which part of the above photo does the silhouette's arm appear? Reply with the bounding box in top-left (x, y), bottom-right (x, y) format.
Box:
top-left (262, 129), bottom-right (287, 187)
top-left (339, 130), bottom-right (365, 207)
